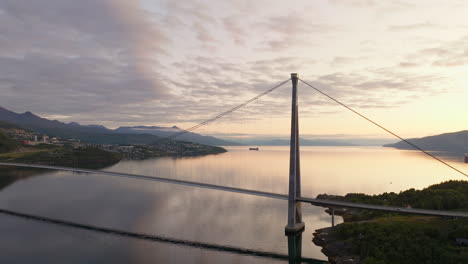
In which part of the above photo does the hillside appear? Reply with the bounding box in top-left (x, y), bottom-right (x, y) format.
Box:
top-left (315, 181), bottom-right (468, 264)
top-left (384, 130), bottom-right (468, 154)
top-left (115, 126), bottom-right (240, 146)
top-left (0, 106), bottom-right (236, 146)
top-left (0, 131), bottom-right (18, 153)
top-left (0, 106), bottom-right (113, 138)
top-left (0, 146), bottom-right (122, 169)
top-left (319, 180), bottom-right (468, 215)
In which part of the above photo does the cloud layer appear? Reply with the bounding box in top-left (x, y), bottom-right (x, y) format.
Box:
top-left (0, 0), bottom-right (466, 135)
top-left (0, 0), bottom-right (167, 120)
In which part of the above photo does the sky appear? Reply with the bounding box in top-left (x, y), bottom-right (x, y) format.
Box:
top-left (0, 0), bottom-right (467, 140)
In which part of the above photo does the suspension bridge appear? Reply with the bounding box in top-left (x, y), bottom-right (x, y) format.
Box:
top-left (0, 73), bottom-right (467, 263)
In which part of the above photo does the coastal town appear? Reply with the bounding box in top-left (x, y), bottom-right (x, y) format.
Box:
top-left (0, 124), bottom-right (226, 161)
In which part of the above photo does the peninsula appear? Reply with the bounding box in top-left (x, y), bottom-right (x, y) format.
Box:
top-left (313, 180), bottom-right (468, 264)
top-left (0, 121), bottom-right (226, 169)
top-left (384, 130), bottom-right (468, 154)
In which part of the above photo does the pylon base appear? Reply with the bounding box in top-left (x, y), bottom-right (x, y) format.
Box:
top-left (285, 222), bottom-right (305, 236)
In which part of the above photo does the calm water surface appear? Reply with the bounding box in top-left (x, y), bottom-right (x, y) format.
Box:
top-left (0, 146), bottom-right (466, 263)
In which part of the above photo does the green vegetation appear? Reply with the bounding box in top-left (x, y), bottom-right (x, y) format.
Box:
top-left (328, 181), bottom-right (468, 221)
top-left (173, 141), bottom-right (227, 156)
top-left (336, 217), bottom-right (468, 264)
top-left (0, 131), bottom-right (18, 153)
top-left (343, 180), bottom-right (468, 210)
top-left (320, 181), bottom-right (468, 264)
top-left (0, 146), bottom-right (121, 169)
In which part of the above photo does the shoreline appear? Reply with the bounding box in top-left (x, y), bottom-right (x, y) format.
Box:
top-left (0, 144), bottom-right (227, 170)
top-left (312, 181), bottom-right (468, 264)
top-left (313, 207), bottom-right (361, 264)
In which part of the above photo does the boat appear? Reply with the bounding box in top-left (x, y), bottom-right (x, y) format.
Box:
top-left (249, 147), bottom-right (259, 151)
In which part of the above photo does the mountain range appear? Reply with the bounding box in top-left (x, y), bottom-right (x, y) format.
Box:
top-left (0, 106), bottom-right (359, 147)
top-left (7, 106), bottom-right (463, 150)
top-left (0, 106), bottom-right (238, 146)
top-left (237, 138), bottom-right (356, 146)
top-left (384, 130), bottom-right (468, 154)
top-left (115, 126), bottom-right (239, 146)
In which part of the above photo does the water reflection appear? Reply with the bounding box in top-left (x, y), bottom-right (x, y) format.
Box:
top-left (287, 233), bottom-right (303, 264)
top-left (0, 207), bottom-right (321, 263)
top-left (0, 167), bottom-right (48, 190)
top-left (0, 146), bottom-right (465, 263)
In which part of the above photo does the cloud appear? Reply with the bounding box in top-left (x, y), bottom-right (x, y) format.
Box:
top-left (398, 35), bottom-right (468, 68)
top-left (258, 12), bottom-right (340, 51)
top-left (387, 22), bottom-right (436, 32)
top-left (328, 0), bottom-right (378, 7)
top-left (398, 62), bottom-right (419, 68)
top-left (0, 0), bottom-right (463, 132)
top-left (328, 0), bottom-right (414, 12)
top-left (428, 37), bottom-right (468, 67)
top-left (0, 0), bottom-right (168, 119)
top-left (223, 16), bottom-right (246, 45)
top-left (161, 0), bottom-right (218, 48)
top-left (303, 68), bottom-right (446, 112)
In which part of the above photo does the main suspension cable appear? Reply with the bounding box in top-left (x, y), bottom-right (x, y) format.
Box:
top-left (299, 78), bottom-right (467, 178)
top-left (149, 78), bottom-right (291, 146)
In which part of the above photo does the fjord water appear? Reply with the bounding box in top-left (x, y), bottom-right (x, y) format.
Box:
top-left (0, 146), bottom-right (466, 263)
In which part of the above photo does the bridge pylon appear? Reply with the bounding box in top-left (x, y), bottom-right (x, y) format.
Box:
top-left (285, 73), bottom-right (305, 236)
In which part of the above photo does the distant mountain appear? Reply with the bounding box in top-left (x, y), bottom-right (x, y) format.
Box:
top-left (239, 138), bottom-right (355, 146)
top-left (384, 130), bottom-right (468, 154)
top-left (115, 126), bottom-right (241, 146)
top-left (0, 106), bottom-right (239, 146)
top-left (0, 106), bottom-right (118, 141)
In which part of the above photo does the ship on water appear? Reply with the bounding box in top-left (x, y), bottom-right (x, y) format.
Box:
top-left (249, 147), bottom-right (259, 151)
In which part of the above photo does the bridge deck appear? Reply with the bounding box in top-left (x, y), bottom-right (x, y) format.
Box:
top-left (1, 162), bottom-right (467, 218)
top-left (297, 197), bottom-right (468, 218)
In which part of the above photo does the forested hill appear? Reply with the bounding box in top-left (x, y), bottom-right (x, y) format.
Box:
top-left (384, 130), bottom-right (468, 153)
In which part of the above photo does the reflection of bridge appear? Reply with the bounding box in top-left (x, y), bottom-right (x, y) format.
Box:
top-left (1, 74), bottom-right (467, 263)
top-left (1, 161), bottom-right (467, 220)
top-left (0, 207), bottom-right (323, 263)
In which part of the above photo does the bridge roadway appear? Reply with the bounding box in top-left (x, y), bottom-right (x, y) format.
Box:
top-left (1, 162), bottom-right (468, 219)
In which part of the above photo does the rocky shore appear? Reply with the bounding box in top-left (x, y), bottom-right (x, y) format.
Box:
top-left (312, 194), bottom-right (363, 264)
top-left (313, 226), bottom-right (359, 264)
